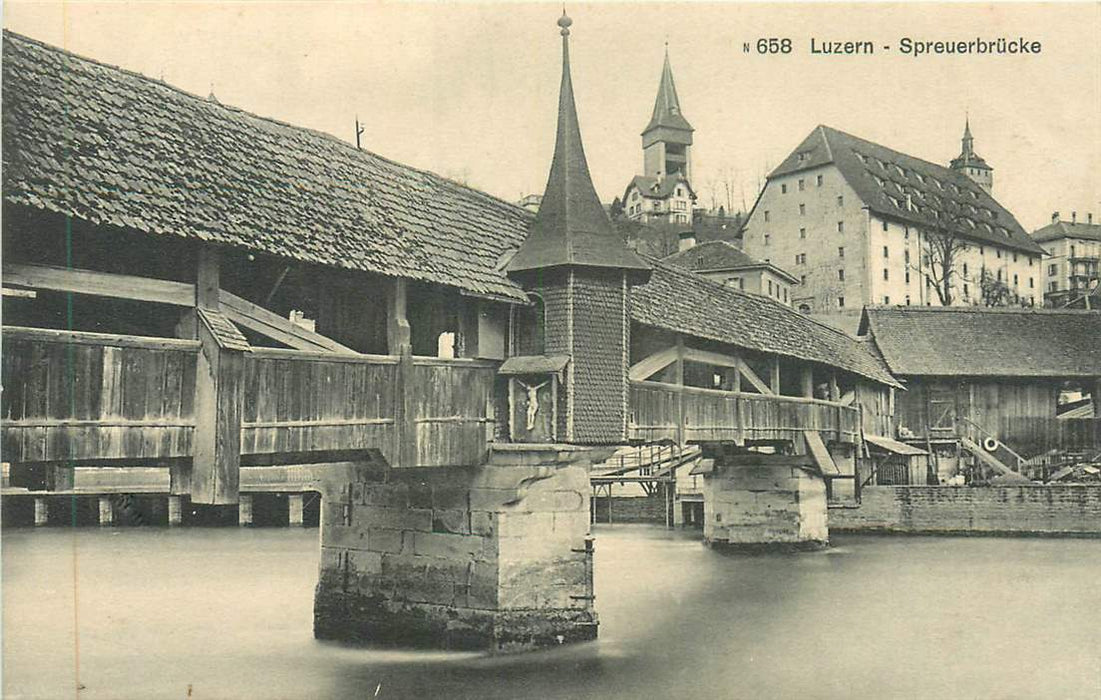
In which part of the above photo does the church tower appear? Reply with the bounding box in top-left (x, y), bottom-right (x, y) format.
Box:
top-left (642, 48), bottom-right (694, 181)
top-left (949, 117), bottom-right (993, 194)
top-left (508, 12), bottom-right (650, 444)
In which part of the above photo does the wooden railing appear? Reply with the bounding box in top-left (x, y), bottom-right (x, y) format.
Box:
top-left (2, 327), bottom-right (497, 473)
top-left (629, 380), bottom-right (861, 444)
top-left (2, 327), bottom-right (200, 463)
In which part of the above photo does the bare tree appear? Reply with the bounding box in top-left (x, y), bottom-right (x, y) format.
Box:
top-left (980, 268), bottom-right (1012, 307)
top-left (914, 212), bottom-right (971, 306)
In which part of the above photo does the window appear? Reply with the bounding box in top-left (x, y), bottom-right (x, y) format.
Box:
top-left (800, 227), bottom-right (807, 239)
top-left (1013, 253), bottom-right (1018, 263)
top-left (837, 195), bottom-right (844, 207)
top-left (765, 234), bottom-right (771, 246)
top-left (996, 249), bottom-right (1002, 259)
top-left (980, 246), bottom-right (985, 256)
top-left (904, 227), bottom-right (909, 240)
top-left (817, 175), bottom-right (824, 187)
top-left (676, 187), bottom-right (684, 197)
top-left (798, 151), bottom-right (810, 163)
top-left (905, 295), bottom-right (911, 306)
top-left (883, 268), bottom-right (889, 281)
top-left (837, 221), bottom-right (844, 233)
top-left (904, 250), bottom-right (910, 264)
top-left (739, 279), bottom-right (745, 290)
top-left (1028, 277), bottom-right (1034, 288)
top-left (1048, 264), bottom-right (1057, 276)
top-left (1049, 281), bottom-right (1058, 292)
top-left (838, 269), bottom-right (845, 281)
top-left (838, 296), bottom-right (845, 308)
top-left (883, 246), bottom-right (889, 258)
top-left (905, 271), bottom-right (910, 284)
top-left (798, 179), bottom-right (806, 191)
top-left (653, 200), bottom-right (662, 210)
top-left (799, 204), bottom-right (806, 216)
top-left (764, 210), bottom-right (771, 222)
top-left (884, 296), bottom-right (890, 304)
top-left (1013, 273), bottom-right (1019, 286)
top-left (964, 283), bottom-right (970, 297)
top-left (963, 262), bottom-right (968, 275)
top-left (1028, 257), bottom-right (1034, 267)
top-left (800, 275), bottom-right (807, 285)
top-left (781, 183), bottom-right (788, 194)
top-left (783, 288), bottom-right (788, 302)
top-left (838, 246), bottom-right (845, 258)
top-left (997, 269), bottom-right (1002, 281)
top-left (768, 280), bottom-right (773, 295)
top-left (674, 200), bottom-right (686, 211)
top-left (882, 220), bottom-right (889, 232)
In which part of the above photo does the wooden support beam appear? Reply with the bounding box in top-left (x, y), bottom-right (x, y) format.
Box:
top-left (628, 346), bottom-right (680, 382)
top-left (769, 357), bottom-right (781, 395)
top-left (738, 361), bottom-right (772, 395)
top-left (675, 336), bottom-right (686, 446)
top-left (387, 278), bottom-right (412, 354)
top-left (3, 262), bottom-right (194, 307)
top-left (839, 390), bottom-right (855, 406)
top-left (682, 347), bottom-right (743, 370)
top-left (219, 289), bottom-right (354, 353)
top-left (190, 250), bottom-right (242, 505)
top-left (801, 366), bottom-right (815, 399)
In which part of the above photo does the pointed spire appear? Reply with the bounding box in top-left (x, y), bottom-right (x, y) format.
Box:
top-left (643, 47), bottom-right (693, 134)
top-left (508, 12), bottom-right (649, 276)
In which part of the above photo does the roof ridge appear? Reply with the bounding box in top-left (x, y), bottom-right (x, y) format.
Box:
top-left (868, 305), bottom-right (1101, 315)
top-left (2, 30), bottom-right (534, 222)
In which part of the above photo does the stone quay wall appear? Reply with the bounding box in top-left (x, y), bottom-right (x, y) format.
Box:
top-left (830, 485), bottom-right (1101, 536)
top-left (313, 447), bottom-right (599, 652)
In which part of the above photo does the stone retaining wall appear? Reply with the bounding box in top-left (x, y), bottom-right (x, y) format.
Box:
top-left (830, 485), bottom-right (1101, 536)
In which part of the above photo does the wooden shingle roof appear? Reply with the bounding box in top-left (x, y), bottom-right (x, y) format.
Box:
top-left (769, 126), bottom-right (1043, 256)
top-left (859, 306), bottom-right (1101, 378)
top-left (2, 31), bottom-right (531, 302)
top-left (632, 259), bottom-right (901, 387)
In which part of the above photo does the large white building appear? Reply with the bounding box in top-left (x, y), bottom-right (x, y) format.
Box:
top-left (742, 124), bottom-right (1045, 318)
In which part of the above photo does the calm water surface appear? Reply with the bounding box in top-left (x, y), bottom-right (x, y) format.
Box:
top-left (3, 524), bottom-right (1099, 699)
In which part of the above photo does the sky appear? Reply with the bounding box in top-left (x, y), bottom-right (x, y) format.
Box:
top-left (4, 1), bottom-right (1100, 232)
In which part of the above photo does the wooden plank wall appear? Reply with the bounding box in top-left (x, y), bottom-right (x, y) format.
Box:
top-left (1, 327), bottom-right (198, 462)
top-left (239, 349), bottom-right (400, 464)
top-left (408, 358), bottom-right (495, 467)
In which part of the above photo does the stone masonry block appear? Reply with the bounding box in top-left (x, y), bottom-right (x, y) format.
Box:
top-left (433, 485), bottom-right (471, 511)
top-left (496, 511), bottom-right (556, 539)
top-left (412, 531), bottom-right (486, 560)
top-left (326, 524), bottom-right (370, 551)
top-left (432, 508), bottom-right (470, 535)
top-left (354, 504), bottom-right (433, 532)
top-left (347, 549), bottom-right (383, 576)
top-left (364, 483), bottom-right (410, 508)
top-left (470, 511), bottom-right (497, 536)
top-left (366, 527), bottom-right (404, 554)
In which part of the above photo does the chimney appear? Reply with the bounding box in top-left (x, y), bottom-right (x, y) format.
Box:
top-left (678, 230), bottom-right (696, 252)
top-left (1072, 211), bottom-right (1077, 223)
top-left (1052, 211), bottom-right (1060, 224)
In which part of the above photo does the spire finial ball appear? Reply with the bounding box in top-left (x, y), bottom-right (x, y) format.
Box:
top-left (558, 13), bottom-right (572, 36)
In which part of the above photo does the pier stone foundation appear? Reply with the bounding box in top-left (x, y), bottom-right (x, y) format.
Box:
top-left (703, 454), bottom-right (828, 551)
top-left (313, 445), bottom-right (602, 652)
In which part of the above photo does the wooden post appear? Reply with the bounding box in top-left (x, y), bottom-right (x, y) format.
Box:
top-left (98, 496), bottom-right (114, 526)
top-left (191, 247), bottom-right (243, 505)
top-left (238, 494), bottom-right (253, 526)
top-left (769, 356), bottom-right (781, 395)
top-left (829, 373), bottom-right (840, 402)
top-left (288, 494), bottom-right (305, 527)
top-left (801, 365), bottom-right (814, 398)
top-left (387, 278), bottom-right (412, 354)
top-left (167, 496), bottom-right (183, 526)
top-left (33, 498), bottom-right (48, 527)
top-left (675, 335), bottom-right (686, 446)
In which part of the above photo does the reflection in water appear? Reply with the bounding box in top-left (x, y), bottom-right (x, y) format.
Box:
top-left (3, 525), bottom-right (1100, 699)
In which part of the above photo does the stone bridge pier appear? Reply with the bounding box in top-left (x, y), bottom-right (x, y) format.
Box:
top-left (703, 454), bottom-right (829, 551)
top-left (312, 445), bottom-right (603, 651)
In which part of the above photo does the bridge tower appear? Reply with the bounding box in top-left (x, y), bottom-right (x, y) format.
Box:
top-left (507, 11), bottom-right (651, 444)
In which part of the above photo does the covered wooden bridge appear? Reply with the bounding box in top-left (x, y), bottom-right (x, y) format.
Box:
top-left (3, 21), bottom-right (899, 649)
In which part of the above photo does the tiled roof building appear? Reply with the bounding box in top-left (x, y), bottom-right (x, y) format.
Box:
top-left (663, 240), bottom-right (798, 305)
top-left (743, 125), bottom-right (1044, 315)
top-left (1032, 213), bottom-right (1100, 309)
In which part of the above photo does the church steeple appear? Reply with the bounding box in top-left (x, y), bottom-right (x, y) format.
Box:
top-left (508, 12), bottom-right (649, 276)
top-left (641, 46), bottom-right (693, 181)
top-left (949, 116), bottom-right (993, 194)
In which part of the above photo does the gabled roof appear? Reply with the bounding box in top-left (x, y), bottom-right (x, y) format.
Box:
top-left (769, 125), bottom-right (1043, 256)
top-left (858, 306), bottom-right (1101, 378)
top-left (624, 174), bottom-right (694, 201)
top-left (631, 259), bottom-right (901, 387)
top-left (662, 241), bottom-right (799, 284)
top-left (1, 31), bottom-right (530, 301)
top-left (1032, 220), bottom-right (1101, 244)
top-left (508, 17), bottom-right (650, 277)
top-left (642, 49), bottom-right (692, 134)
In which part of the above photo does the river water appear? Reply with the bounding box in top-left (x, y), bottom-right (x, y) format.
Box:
top-left (3, 524), bottom-right (1099, 699)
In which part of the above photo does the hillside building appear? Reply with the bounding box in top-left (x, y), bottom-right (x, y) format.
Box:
top-left (664, 240), bottom-right (797, 305)
top-left (1032, 212), bottom-right (1100, 308)
top-left (622, 49), bottom-right (696, 225)
top-left (742, 125), bottom-right (1044, 320)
